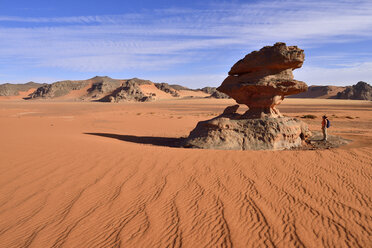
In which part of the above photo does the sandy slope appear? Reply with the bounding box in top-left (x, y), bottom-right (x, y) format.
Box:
top-left (0, 88), bottom-right (36, 100)
top-left (0, 99), bottom-right (371, 247)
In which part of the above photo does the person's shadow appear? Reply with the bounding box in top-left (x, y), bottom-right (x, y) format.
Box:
top-left (84, 133), bottom-right (185, 148)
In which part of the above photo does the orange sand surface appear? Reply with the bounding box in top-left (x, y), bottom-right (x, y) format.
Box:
top-left (0, 99), bottom-right (371, 247)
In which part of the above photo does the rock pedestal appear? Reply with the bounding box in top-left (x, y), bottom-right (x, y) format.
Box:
top-left (184, 43), bottom-right (311, 150)
top-left (184, 113), bottom-right (311, 150)
top-left (217, 42), bottom-right (307, 118)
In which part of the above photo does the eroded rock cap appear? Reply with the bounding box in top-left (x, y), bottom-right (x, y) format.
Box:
top-left (229, 42), bottom-right (304, 76)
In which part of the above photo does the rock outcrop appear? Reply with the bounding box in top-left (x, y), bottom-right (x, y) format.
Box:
top-left (199, 87), bottom-right (231, 99)
top-left (168, 84), bottom-right (192, 91)
top-left (29, 76), bottom-right (123, 99)
top-left (86, 76), bottom-right (125, 99)
top-left (101, 80), bottom-right (154, 103)
top-left (336, 81), bottom-right (372, 100)
top-left (210, 90), bottom-right (231, 99)
top-left (0, 82), bottom-right (43, 96)
top-left (154, 83), bottom-right (180, 97)
top-left (184, 110), bottom-right (311, 150)
top-left (288, 85), bottom-right (345, 99)
top-left (184, 43), bottom-right (311, 150)
top-left (217, 42), bottom-right (307, 118)
top-left (30, 80), bottom-right (90, 99)
top-left (28, 76), bottom-right (154, 101)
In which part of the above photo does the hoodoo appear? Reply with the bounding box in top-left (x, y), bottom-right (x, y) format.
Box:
top-left (184, 43), bottom-right (311, 150)
top-left (218, 42), bottom-right (307, 118)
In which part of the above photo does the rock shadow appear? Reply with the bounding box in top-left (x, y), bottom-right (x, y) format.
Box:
top-left (84, 133), bottom-right (185, 148)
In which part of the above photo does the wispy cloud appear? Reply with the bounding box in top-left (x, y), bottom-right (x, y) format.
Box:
top-left (0, 0), bottom-right (372, 85)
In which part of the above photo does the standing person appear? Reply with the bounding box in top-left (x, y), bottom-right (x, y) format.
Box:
top-left (322, 115), bottom-right (329, 141)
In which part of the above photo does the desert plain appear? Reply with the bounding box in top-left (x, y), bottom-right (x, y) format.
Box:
top-left (0, 98), bottom-right (371, 247)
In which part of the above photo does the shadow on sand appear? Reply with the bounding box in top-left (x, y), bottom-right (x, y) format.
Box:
top-left (84, 133), bottom-right (185, 148)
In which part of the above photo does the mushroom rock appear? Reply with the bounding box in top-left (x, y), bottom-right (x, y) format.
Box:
top-left (217, 42), bottom-right (307, 118)
top-left (184, 43), bottom-right (311, 150)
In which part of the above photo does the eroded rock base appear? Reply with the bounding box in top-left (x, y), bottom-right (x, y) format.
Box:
top-left (184, 115), bottom-right (311, 150)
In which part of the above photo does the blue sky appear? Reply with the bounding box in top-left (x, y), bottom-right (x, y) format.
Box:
top-left (0, 0), bottom-right (372, 87)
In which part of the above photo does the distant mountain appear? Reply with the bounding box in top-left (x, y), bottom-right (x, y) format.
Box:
top-left (29, 76), bottom-right (125, 100)
top-left (289, 82), bottom-right (372, 100)
top-left (336, 81), bottom-right (372, 100)
top-left (198, 87), bottom-right (230, 99)
top-left (99, 78), bottom-right (154, 103)
top-left (0, 82), bottom-right (44, 96)
top-left (2, 77), bottom-right (369, 101)
top-left (154, 83), bottom-right (180, 97)
top-left (288, 85), bottom-right (345, 99)
top-left (15, 76), bottom-right (210, 102)
top-left (168, 84), bottom-right (192, 91)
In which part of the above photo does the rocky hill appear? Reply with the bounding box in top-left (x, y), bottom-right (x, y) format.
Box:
top-left (199, 87), bottom-right (230, 99)
top-left (288, 85), bottom-right (345, 99)
top-left (0, 82), bottom-right (44, 96)
top-left (30, 80), bottom-right (91, 99)
top-left (289, 82), bottom-right (372, 100)
top-left (19, 76), bottom-right (209, 102)
top-left (168, 84), bottom-right (192, 91)
top-left (100, 79), bottom-right (154, 103)
top-left (336, 81), bottom-right (372, 100)
top-left (154, 83), bottom-right (180, 97)
top-left (29, 76), bottom-right (126, 100)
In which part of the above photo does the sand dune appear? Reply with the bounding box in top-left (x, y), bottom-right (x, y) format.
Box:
top-left (0, 99), bottom-right (371, 247)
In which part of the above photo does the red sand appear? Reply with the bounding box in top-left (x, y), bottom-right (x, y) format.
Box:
top-left (0, 99), bottom-right (371, 247)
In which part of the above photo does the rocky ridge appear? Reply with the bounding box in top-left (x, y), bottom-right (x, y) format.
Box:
top-left (0, 82), bottom-right (44, 96)
top-left (199, 87), bottom-right (231, 99)
top-left (30, 81), bottom-right (90, 99)
top-left (1, 77), bottom-right (370, 102)
top-left (289, 85), bottom-right (345, 99)
top-left (27, 77), bottom-right (155, 102)
top-left (101, 80), bottom-right (154, 103)
top-left (154, 83), bottom-right (180, 97)
top-left (336, 81), bottom-right (372, 100)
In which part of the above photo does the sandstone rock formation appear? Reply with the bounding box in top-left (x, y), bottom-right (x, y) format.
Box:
top-left (199, 87), bottom-right (231, 99)
top-left (288, 85), bottom-right (345, 99)
top-left (185, 110), bottom-right (311, 150)
top-left (100, 79), bottom-right (155, 103)
top-left (0, 82), bottom-right (43, 96)
top-left (210, 90), bottom-right (231, 99)
top-left (154, 83), bottom-right (180, 97)
top-left (336, 81), bottom-right (372, 100)
top-left (28, 76), bottom-right (154, 101)
top-left (184, 43), bottom-right (311, 150)
top-left (168, 84), bottom-right (191, 91)
top-left (29, 76), bottom-right (124, 99)
top-left (30, 80), bottom-right (90, 99)
top-left (217, 42), bottom-right (307, 118)
top-left (86, 76), bottom-right (126, 99)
